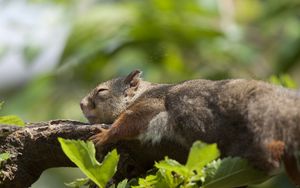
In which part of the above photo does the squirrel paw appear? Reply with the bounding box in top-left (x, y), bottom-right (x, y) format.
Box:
top-left (266, 140), bottom-right (285, 161)
top-left (89, 127), bottom-right (110, 146)
top-left (266, 140), bottom-right (285, 168)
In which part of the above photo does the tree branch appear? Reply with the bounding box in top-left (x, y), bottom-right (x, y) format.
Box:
top-left (0, 120), bottom-right (108, 188)
top-left (0, 120), bottom-right (188, 188)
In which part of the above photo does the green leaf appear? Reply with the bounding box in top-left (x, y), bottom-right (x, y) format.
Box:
top-left (157, 167), bottom-right (185, 188)
top-left (155, 157), bottom-right (188, 177)
top-left (0, 115), bottom-right (25, 126)
top-left (65, 177), bottom-right (89, 188)
top-left (134, 175), bottom-right (159, 188)
top-left (269, 74), bottom-right (297, 89)
top-left (58, 138), bottom-right (119, 188)
top-left (116, 179), bottom-right (128, 188)
top-left (186, 141), bottom-right (220, 175)
top-left (279, 75), bottom-right (297, 89)
top-left (202, 159), bottom-right (221, 181)
top-left (0, 152), bottom-right (11, 165)
top-left (202, 157), bottom-right (269, 188)
top-left (153, 141), bottom-right (221, 187)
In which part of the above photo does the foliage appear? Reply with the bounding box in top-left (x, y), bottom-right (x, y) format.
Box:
top-left (269, 74), bottom-right (297, 89)
top-left (0, 115), bottom-right (25, 126)
top-left (0, 152), bottom-right (11, 167)
top-left (3, 0), bottom-right (300, 123)
top-left (110, 179), bottom-right (129, 188)
top-left (132, 141), bottom-right (268, 188)
top-left (65, 178), bottom-right (89, 188)
top-left (58, 138), bottom-right (119, 188)
top-left (202, 157), bottom-right (268, 188)
top-left (2, 0), bottom-right (300, 187)
top-left (145, 142), bottom-right (220, 188)
top-left (59, 140), bottom-right (270, 188)
top-left (0, 101), bottom-right (25, 126)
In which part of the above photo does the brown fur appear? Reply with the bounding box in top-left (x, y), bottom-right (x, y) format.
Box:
top-left (283, 153), bottom-right (300, 184)
top-left (81, 70), bottom-right (300, 185)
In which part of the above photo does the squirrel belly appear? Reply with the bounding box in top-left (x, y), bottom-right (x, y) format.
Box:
top-left (138, 111), bottom-right (170, 144)
top-left (82, 70), bottom-right (300, 186)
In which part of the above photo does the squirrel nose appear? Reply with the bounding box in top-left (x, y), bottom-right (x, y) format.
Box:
top-left (80, 101), bottom-right (84, 110)
top-left (80, 97), bottom-right (88, 110)
top-left (80, 97), bottom-right (96, 110)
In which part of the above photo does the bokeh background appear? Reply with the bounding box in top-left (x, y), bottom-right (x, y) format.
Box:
top-left (0, 0), bottom-right (299, 187)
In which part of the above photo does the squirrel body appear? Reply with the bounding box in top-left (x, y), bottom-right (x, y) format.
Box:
top-left (81, 70), bottom-right (300, 185)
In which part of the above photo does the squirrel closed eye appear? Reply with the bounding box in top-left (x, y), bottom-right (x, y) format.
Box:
top-left (97, 88), bottom-right (109, 94)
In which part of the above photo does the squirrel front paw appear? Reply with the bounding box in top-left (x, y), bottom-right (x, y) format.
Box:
top-left (266, 140), bottom-right (285, 169)
top-left (89, 127), bottom-right (110, 146)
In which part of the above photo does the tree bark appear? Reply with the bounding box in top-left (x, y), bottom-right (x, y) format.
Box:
top-left (1, 119), bottom-right (299, 187)
top-left (0, 120), bottom-right (188, 188)
top-left (0, 120), bottom-right (109, 188)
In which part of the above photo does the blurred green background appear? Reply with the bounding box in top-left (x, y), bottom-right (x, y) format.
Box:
top-left (0, 0), bottom-right (299, 187)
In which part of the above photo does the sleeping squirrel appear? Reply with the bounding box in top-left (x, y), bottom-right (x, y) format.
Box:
top-left (80, 70), bottom-right (300, 185)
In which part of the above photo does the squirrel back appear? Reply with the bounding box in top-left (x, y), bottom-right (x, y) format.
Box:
top-left (81, 70), bottom-right (300, 185)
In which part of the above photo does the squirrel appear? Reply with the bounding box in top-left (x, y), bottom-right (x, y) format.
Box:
top-left (80, 70), bottom-right (300, 185)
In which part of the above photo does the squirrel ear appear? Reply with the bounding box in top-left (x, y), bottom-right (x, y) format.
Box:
top-left (124, 70), bottom-right (142, 87)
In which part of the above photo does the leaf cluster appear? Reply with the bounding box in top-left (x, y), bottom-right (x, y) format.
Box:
top-left (58, 138), bottom-right (119, 188)
top-left (59, 139), bottom-right (270, 188)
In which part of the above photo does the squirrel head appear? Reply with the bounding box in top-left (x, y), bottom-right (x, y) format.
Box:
top-left (80, 70), bottom-right (145, 124)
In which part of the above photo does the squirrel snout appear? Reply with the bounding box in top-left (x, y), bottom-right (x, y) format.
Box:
top-left (80, 97), bottom-right (96, 111)
top-left (80, 100), bottom-right (89, 111)
top-left (80, 101), bottom-right (84, 110)
top-left (80, 98), bottom-right (99, 124)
